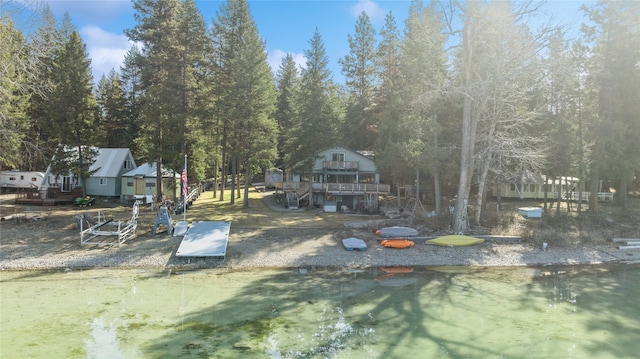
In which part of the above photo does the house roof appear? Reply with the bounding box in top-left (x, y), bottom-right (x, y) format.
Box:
top-left (122, 162), bottom-right (179, 178)
top-left (90, 148), bottom-right (134, 178)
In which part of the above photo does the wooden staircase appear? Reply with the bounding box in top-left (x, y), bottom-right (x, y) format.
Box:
top-left (286, 183), bottom-right (310, 209)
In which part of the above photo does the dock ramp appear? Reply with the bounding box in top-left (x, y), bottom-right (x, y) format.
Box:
top-left (176, 221), bottom-right (231, 258)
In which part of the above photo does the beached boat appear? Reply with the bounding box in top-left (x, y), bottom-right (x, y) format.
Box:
top-left (381, 239), bottom-right (415, 249)
top-left (376, 226), bottom-right (419, 238)
top-left (342, 237), bottom-right (367, 251)
top-left (426, 235), bottom-right (484, 247)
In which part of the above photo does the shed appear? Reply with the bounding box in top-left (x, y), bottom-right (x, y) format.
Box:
top-left (121, 162), bottom-right (180, 203)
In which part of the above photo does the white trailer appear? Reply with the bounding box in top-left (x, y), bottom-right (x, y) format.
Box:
top-left (264, 168), bottom-right (283, 189)
top-left (0, 170), bottom-right (45, 192)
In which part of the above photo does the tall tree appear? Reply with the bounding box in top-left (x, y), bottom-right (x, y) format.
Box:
top-left (285, 28), bottom-right (342, 183)
top-left (96, 70), bottom-right (131, 148)
top-left (582, 0), bottom-right (640, 211)
top-left (120, 45), bottom-right (144, 163)
top-left (452, 1), bottom-right (548, 232)
top-left (373, 11), bottom-right (411, 202)
top-left (210, 0), bottom-right (278, 207)
top-left (339, 11), bottom-right (378, 149)
top-left (47, 28), bottom-right (99, 195)
top-left (0, 16), bottom-right (31, 169)
top-left (274, 54), bottom-right (299, 169)
top-left (399, 0), bottom-right (448, 214)
top-left (126, 0), bottom-right (185, 201)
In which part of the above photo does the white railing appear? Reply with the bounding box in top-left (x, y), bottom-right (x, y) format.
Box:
top-left (283, 182), bottom-right (390, 194)
top-left (561, 191), bottom-right (614, 202)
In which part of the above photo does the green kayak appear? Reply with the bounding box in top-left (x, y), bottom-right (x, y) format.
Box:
top-left (426, 235), bottom-right (484, 247)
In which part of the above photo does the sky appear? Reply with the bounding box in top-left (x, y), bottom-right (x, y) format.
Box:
top-left (7, 0), bottom-right (595, 84)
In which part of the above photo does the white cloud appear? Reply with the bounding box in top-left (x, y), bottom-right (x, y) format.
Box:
top-left (267, 49), bottom-right (307, 74)
top-left (350, 0), bottom-right (385, 22)
top-left (80, 25), bottom-right (133, 81)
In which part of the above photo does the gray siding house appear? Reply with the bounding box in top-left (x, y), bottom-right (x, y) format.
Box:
top-left (41, 148), bottom-right (136, 198)
top-left (85, 148), bottom-right (136, 197)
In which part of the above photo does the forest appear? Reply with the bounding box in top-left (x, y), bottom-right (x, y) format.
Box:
top-left (1, 0), bottom-right (639, 231)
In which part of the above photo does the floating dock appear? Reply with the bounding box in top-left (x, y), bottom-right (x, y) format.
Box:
top-left (176, 221), bottom-right (231, 258)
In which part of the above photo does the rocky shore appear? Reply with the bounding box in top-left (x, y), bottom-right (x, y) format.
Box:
top-left (1, 192), bottom-right (638, 271)
top-left (0, 224), bottom-right (636, 271)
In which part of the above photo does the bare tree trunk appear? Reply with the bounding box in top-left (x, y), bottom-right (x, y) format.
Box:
top-left (453, 12), bottom-right (477, 234)
top-left (236, 159), bottom-right (241, 199)
top-left (243, 164), bottom-right (251, 208)
top-left (618, 176), bottom-right (628, 210)
top-left (212, 158), bottom-right (218, 199)
top-left (589, 163), bottom-right (599, 213)
top-left (434, 170), bottom-right (441, 215)
top-left (475, 156), bottom-right (491, 225)
top-left (230, 155), bottom-right (236, 205)
top-left (220, 151), bottom-right (226, 202)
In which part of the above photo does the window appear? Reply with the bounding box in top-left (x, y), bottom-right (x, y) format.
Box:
top-left (331, 152), bottom-right (345, 162)
top-left (31, 177), bottom-right (37, 182)
top-left (146, 180), bottom-right (156, 188)
top-left (123, 159), bottom-right (132, 170)
top-left (20, 175), bottom-right (24, 180)
top-left (9, 177), bottom-right (15, 181)
top-left (127, 178), bottom-right (134, 187)
top-left (99, 178), bottom-right (107, 186)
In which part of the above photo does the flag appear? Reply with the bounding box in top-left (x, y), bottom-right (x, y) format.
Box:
top-left (181, 167), bottom-right (187, 196)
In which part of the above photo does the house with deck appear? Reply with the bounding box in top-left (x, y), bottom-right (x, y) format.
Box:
top-left (40, 148), bottom-right (136, 198)
top-left (283, 146), bottom-right (390, 213)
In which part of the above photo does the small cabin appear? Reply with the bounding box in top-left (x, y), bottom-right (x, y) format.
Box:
top-left (120, 162), bottom-right (180, 203)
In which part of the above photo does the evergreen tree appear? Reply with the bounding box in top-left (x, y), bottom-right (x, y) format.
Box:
top-left (210, 0), bottom-right (278, 207)
top-left (120, 46), bottom-right (144, 163)
top-left (582, 0), bottom-right (640, 211)
top-left (126, 0), bottom-right (185, 201)
top-left (96, 70), bottom-right (131, 148)
top-left (285, 28), bottom-right (341, 180)
top-left (0, 16), bottom-right (31, 169)
top-left (48, 28), bottom-right (99, 195)
top-left (339, 11), bottom-right (378, 149)
top-left (274, 54), bottom-right (299, 170)
top-left (24, 6), bottom-right (63, 169)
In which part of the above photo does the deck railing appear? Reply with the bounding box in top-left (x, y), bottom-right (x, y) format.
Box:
top-left (283, 181), bottom-right (390, 195)
top-left (322, 161), bottom-right (359, 170)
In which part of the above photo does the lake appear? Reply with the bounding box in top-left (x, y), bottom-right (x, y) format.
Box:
top-left (1, 264), bottom-right (638, 358)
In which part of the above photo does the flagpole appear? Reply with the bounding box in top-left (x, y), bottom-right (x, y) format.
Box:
top-left (183, 154), bottom-right (187, 223)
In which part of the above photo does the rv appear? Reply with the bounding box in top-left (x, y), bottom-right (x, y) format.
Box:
top-left (0, 170), bottom-right (45, 192)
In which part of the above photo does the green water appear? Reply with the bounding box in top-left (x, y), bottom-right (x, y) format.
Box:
top-left (1, 264), bottom-right (638, 358)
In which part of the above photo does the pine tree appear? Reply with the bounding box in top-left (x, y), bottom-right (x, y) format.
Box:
top-left (126, 0), bottom-right (185, 201)
top-left (274, 54), bottom-right (299, 169)
top-left (339, 11), bottom-right (378, 150)
top-left (48, 28), bottom-right (99, 196)
top-left (0, 16), bottom-right (31, 169)
top-left (209, 0), bottom-right (278, 206)
top-left (582, 0), bottom-right (640, 211)
top-left (96, 70), bottom-right (131, 148)
top-left (286, 28), bottom-right (341, 179)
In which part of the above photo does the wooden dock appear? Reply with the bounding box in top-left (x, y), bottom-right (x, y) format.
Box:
top-left (175, 221), bottom-right (231, 258)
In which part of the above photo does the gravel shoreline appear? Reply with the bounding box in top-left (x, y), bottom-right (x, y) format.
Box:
top-left (1, 225), bottom-right (637, 271)
top-left (1, 192), bottom-right (638, 271)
